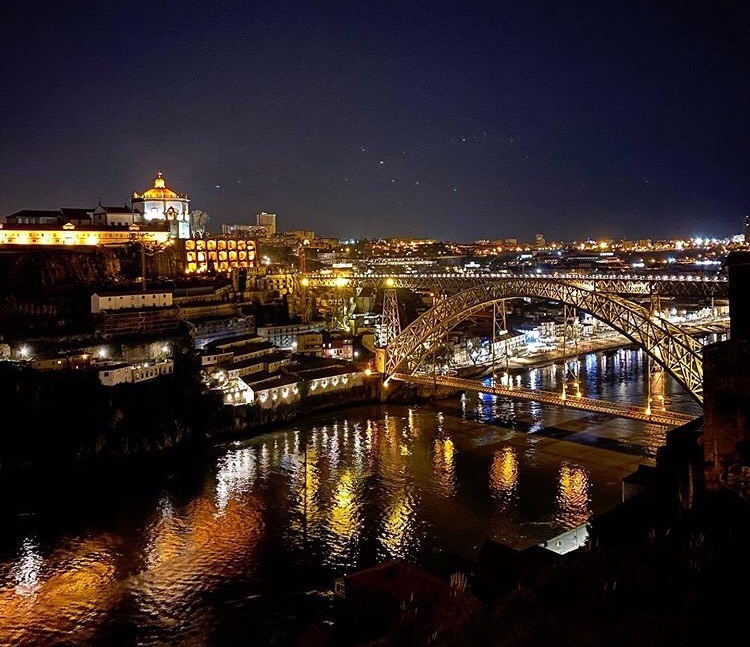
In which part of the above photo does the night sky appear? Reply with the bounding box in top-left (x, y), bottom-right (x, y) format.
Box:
top-left (1, 1), bottom-right (747, 242)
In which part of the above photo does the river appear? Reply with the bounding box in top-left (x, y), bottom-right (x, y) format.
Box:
top-left (0, 347), bottom-right (703, 645)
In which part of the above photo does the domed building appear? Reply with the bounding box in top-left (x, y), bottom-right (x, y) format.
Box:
top-left (132, 172), bottom-right (190, 239)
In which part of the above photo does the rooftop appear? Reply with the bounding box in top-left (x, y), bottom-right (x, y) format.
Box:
top-left (0, 222), bottom-right (168, 232)
top-left (205, 333), bottom-right (264, 351)
top-left (97, 205), bottom-right (133, 214)
top-left (342, 561), bottom-right (452, 609)
top-left (98, 362), bottom-right (131, 371)
top-left (244, 372), bottom-right (300, 390)
top-left (226, 349), bottom-right (284, 371)
top-left (293, 364), bottom-right (360, 380)
top-left (93, 289), bottom-right (172, 296)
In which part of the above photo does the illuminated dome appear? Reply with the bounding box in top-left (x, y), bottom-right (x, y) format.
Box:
top-left (136, 172), bottom-right (183, 200)
top-left (131, 171), bottom-right (191, 239)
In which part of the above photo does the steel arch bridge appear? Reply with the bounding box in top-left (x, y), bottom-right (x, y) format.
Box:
top-left (384, 278), bottom-right (705, 404)
top-left (303, 272), bottom-right (727, 298)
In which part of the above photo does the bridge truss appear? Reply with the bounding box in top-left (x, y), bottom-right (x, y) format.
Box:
top-left (384, 279), bottom-right (705, 404)
top-left (303, 272), bottom-right (727, 298)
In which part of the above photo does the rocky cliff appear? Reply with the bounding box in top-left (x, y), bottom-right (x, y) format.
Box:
top-left (0, 245), bottom-right (184, 292)
top-left (0, 247), bottom-right (122, 291)
top-left (0, 355), bottom-right (223, 473)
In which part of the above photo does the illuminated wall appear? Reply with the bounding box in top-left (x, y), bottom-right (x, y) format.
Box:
top-left (0, 227), bottom-right (170, 246)
top-left (183, 237), bottom-right (256, 274)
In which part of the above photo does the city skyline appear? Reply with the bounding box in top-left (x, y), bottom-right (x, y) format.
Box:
top-left (1, 2), bottom-right (748, 241)
top-left (1, 4), bottom-right (748, 644)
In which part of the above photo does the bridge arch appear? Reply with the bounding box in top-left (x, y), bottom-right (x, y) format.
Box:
top-left (384, 279), bottom-right (704, 404)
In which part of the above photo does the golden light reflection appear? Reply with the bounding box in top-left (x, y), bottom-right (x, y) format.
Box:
top-left (555, 463), bottom-right (591, 526)
top-left (0, 536), bottom-right (119, 646)
top-left (407, 407), bottom-right (421, 434)
top-left (289, 448), bottom-right (321, 541)
top-left (380, 494), bottom-right (417, 559)
top-left (137, 492), bottom-right (265, 627)
top-left (329, 470), bottom-right (358, 543)
top-left (490, 447), bottom-right (518, 505)
top-left (433, 437), bottom-right (456, 497)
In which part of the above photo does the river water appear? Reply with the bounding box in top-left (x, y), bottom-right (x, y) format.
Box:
top-left (0, 347), bottom-right (702, 645)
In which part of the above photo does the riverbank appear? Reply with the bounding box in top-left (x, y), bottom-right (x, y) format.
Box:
top-left (469, 318), bottom-right (728, 376)
top-left (506, 334), bottom-right (633, 372)
top-left (212, 379), bottom-right (381, 439)
top-left (0, 354), bottom-right (224, 474)
top-left (0, 369), bottom-right (389, 479)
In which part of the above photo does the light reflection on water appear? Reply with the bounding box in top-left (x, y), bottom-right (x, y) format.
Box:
top-left (455, 348), bottom-right (703, 457)
top-left (490, 447), bottom-right (519, 508)
top-left (0, 390), bottom-right (647, 643)
top-left (555, 463), bottom-right (591, 527)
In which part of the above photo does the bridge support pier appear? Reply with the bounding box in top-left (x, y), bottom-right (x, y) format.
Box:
top-left (381, 289), bottom-right (401, 347)
top-left (560, 305), bottom-right (581, 400)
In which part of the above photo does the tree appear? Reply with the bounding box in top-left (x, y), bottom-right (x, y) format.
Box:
top-left (190, 210), bottom-right (209, 237)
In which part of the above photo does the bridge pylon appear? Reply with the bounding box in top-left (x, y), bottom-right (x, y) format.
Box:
top-left (491, 300), bottom-right (511, 386)
top-left (380, 288), bottom-right (402, 347)
top-left (560, 305), bottom-right (581, 400)
top-left (645, 290), bottom-right (666, 415)
top-left (330, 290), bottom-right (353, 332)
top-left (647, 358), bottom-right (667, 415)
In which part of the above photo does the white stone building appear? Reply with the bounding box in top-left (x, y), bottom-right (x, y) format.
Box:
top-left (91, 290), bottom-right (173, 313)
top-left (98, 360), bottom-right (174, 386)
top-left (132, 172), bottom-right (190, 239)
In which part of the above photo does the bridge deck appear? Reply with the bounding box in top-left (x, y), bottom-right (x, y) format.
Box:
top-left (303, 272), bottom-right (727, 298)
top-left (391, 373), bottom-right (698, 427)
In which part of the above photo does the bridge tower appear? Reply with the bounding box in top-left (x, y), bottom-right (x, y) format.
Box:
top-left (646, 290), bottom-right (666, 415)
top-left (331, 295), bottom-right (351, 331)
top-left (380, 289), bottom-right (402, 347)
top-left (491, 300), bottom-right (511, 386)
top-left (560, 305), bottom-right (581, 400)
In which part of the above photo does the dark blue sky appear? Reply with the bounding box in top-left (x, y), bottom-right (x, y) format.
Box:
top-left (1, 1), bottom-right (747, 241)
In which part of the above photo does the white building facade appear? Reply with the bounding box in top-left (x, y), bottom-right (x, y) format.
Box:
top-left (132, 172), bottom-right (190, 239)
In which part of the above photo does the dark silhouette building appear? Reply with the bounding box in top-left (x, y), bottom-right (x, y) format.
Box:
top-left (703, 251), bottom-right (750, 491)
